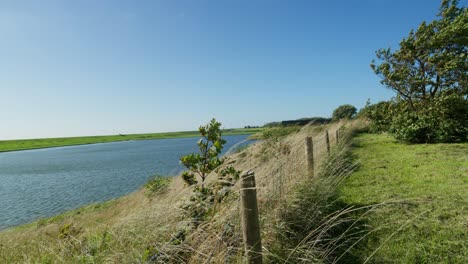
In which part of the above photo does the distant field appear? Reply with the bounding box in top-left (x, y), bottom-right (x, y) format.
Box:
top-left (340, 134), bottom-right (468, 263)
top-left (0, 127), bottom-right (264, 152)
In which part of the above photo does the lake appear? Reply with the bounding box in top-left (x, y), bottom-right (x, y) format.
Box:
top-left (0, 134), bottom-right (253, 230)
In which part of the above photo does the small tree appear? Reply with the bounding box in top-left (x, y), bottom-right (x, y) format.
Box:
top-left (371, 0), bottom-right (467, 111)
top-left (332, 104), bottom-right (357, 121)
top-left (369, 0), bottom-right (467, 143)
top-left (179, 118), bottom-right (240, 225)
top-left (180, 118), bottom-right (226, 188)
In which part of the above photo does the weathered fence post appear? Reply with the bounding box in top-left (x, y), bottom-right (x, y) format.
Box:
top-left (305, 137), bottom-right (314, 177)
top-left (335, 129), bottom-right (339, 144)
top-left (325, 130), bottom-right (330, 154)
top-left (240, 171), bottom-right (263, 264)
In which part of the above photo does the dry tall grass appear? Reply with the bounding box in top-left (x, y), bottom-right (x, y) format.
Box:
top-left (0, 120), bottom-right (369, 263)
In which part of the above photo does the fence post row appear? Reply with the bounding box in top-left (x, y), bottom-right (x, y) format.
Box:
top-left (240, 170), bottom-right (263, 264)
top-left (305, 137), bottom-right (314, 177)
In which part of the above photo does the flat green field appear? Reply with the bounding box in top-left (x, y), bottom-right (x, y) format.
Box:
top-left (0, 128), bottom-right (264, 152)
top-left (340, 134), bottom-right (468, 263)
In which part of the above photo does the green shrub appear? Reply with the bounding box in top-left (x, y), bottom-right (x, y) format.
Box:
top-left (390, 111), bottom-right (437, 143)
top-left (361, 94), bottom-right (467, 143)
top-left (432, 94), bottom-right (468, 143)
top-left (390, 94), bottom-right (468, 143)
top-left (332, 104), bottom-right (357, 121)
top-left (144, 175), bottom-right (171, 197)
top-left (359, 100), bottom-right (396, 133)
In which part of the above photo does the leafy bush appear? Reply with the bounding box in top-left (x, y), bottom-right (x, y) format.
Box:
top-left (358, 100), bottom-right (396, 133)
top-left (434, 94), bottom-right (468, 142)
top-left (360, 94), bottom-right (467, 143)
top-left (144, 175), bottom-right (171, 197)
top-left (332, 104), bottom-right (357, 121)
top-left (390, 111), bottom-right (438, 143)
top-left (390, 94), bottom-right (468, 143)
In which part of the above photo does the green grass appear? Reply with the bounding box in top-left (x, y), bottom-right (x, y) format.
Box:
top-left (340, 133), bottom-right (468, 263)
top-left (0, 127), bottom-right (264, 152)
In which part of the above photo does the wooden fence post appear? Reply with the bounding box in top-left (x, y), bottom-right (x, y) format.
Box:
top-left (335, 129), bottom-right (339, 144)
top-left (240, 171), bottom-right (263, 264)
top-left (305, 137), bottom-right (314, 177)
top-left (325, 130), bottom-right (330, 154)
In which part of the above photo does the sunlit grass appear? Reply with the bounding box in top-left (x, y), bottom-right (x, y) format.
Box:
top-left (340, 134), bottom-right (468, 263)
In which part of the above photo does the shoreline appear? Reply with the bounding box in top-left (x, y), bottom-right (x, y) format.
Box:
top-left (0, 128), bottom-right (263, 153)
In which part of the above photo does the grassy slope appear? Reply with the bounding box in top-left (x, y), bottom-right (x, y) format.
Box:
top-left (340, 134), bottom-right (468, 263)
top-left (0, 128), bottom-right (263, 152)
top-left (3, 126), bottom-right (465, 263)
top-left (0, 122), bottom-right (346, 263)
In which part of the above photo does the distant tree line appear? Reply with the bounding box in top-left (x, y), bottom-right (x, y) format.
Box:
top-left (263, 117), bottom-right (332, 127)
top-left (263, 121), bottom-right (282, 127)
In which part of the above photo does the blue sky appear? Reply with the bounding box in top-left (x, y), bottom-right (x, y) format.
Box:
top-left (0, 0), bottom-right (461, 139)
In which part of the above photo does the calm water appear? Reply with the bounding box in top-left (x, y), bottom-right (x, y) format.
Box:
top-left (0, 135), bottom-right (253, 230)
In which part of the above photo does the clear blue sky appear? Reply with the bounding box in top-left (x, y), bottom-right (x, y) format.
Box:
top-left (0, 0), bottom-right (461, 139)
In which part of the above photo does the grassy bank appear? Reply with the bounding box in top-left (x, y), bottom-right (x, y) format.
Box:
top-left (0, 121), bottom-right (357, 263)
top-left (340, 134), bottom-right (468, 262)
top-left (5, 123), bottom-right (464, 263)
top-left (0, 127), bottom-right (263, 152)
